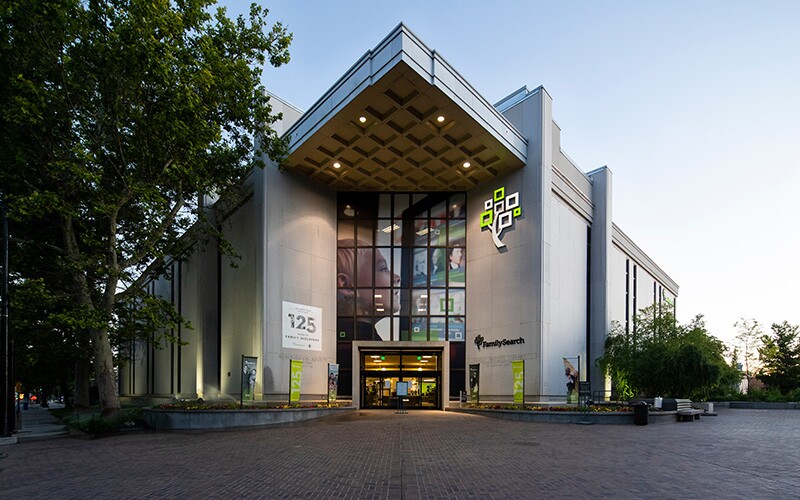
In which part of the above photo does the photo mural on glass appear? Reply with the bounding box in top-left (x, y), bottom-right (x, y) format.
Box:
top-left (337, 192), bottom-right (466, 342)
top-left (336, 192), bottom-right (467, 398)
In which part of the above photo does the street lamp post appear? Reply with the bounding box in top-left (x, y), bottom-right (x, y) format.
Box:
top-left (1, 189), bottom-right (11, 437)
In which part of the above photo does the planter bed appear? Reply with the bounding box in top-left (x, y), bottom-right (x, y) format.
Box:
top-left (144, 406), bottom-right (355, 430)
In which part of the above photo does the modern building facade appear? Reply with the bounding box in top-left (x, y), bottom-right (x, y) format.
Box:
top-left (120, 24), bottom-right (678, 409)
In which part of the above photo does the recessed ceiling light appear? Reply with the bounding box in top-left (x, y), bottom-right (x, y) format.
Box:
top-left (359, 116), bottom-right (367, 123)
top-left (437, 115), bottom-right (445, 123)
top-left (333, 162), bottom-right (341, 169)
top-left (462, 161), bottom-right (471, 168)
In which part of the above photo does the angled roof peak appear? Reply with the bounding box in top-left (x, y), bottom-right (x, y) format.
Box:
top-left (283, 24), bottom-right (527, 191)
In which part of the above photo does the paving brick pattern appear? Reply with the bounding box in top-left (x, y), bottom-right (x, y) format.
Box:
top-left (1, 408), bottom-right (797, 498)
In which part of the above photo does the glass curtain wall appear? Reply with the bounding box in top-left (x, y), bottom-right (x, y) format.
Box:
top-left (336, 192), bottom-right (467, 398)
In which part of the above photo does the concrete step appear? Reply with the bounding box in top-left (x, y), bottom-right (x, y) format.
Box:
top-left (15, 426), bottom-right (71, 443)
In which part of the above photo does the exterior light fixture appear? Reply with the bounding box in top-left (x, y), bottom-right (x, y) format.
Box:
top-left (437, 115), bottom-right (445, 123)
top-left (359, 116), bottom-right (367, 123)
top-left (462, 161), bottom-right (471, 168)
top-left (333, 162), bottom-right (341, 169)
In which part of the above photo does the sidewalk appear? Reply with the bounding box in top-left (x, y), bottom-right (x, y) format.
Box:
top-left (0, 403), bottom-right (70, 445)
top-left (2, 408), bottom-right (798, 497)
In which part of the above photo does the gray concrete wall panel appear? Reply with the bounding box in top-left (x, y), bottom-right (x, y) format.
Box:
top-left (612, 224), bottom-right (679, 296)
top-left (588, 167), bottom-right (613, 395)
top-left (464, 87), bottom-right (558, 399)
top-left (151, 278), bottom-right (173, 395)
top-left (177, 258), bottom-right (200, 398)
top-left (543, 197), bottom-right (588, 397)
top-left (219, 197), bottom-right (261, 396)
top-left (261, 158), bottom-right (337, 399)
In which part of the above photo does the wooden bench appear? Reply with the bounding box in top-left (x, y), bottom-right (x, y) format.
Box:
top-left (676, 399), bottom-right (702, 421)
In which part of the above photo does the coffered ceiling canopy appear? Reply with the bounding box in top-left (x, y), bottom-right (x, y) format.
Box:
top-left (283, 24), bottom-right (527, 192)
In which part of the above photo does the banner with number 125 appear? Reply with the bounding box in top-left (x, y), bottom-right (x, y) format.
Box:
top-left (290, 360), bottom-right (303, 403)
top-left (282, 301), bottom-right (322, 351)
top-left (512, 360), bottom-right (524, 404)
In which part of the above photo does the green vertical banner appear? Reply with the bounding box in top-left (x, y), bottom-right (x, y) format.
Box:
top-left (512, 360), bottom-right (525, 405)
top-left (469, 364), bottom-right (480, 403)
top-left (289, 359), bottom-right (303, 403)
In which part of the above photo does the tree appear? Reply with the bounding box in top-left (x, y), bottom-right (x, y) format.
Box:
top-left (598, 303), bottom-right (740, 400)
top-left (758, 321), bottom-right (800, 394)
top-left (10, 278), bottom-right (85, 406)
top-left (734, 318), bottom-right (762, 390)
top-left (0, 0), bottom-right (291, 416)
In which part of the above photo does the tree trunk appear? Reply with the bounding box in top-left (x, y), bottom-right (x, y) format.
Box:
top-left (59, 379), bottom-right (70, 407)
top-left (73, 358), bottom-right (90, 409)
top-left (90, 327), bottom-right (120, 419)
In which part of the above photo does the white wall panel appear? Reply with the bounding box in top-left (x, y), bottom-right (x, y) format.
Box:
top-left (542, 197), bottom-right (588, 397)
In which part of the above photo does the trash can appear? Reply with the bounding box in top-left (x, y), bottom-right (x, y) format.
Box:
top-left (633, 401), bottom-right (649, 425)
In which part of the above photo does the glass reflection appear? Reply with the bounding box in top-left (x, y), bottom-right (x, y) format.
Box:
top-left (337, 193), bottom-right (466, 344)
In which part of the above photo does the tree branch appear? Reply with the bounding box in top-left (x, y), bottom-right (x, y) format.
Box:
top-left (119, 185), bottom-right (184, 270)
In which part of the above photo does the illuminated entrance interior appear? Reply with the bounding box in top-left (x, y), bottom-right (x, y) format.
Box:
top-left (361, 350), bottom-right (441, 409)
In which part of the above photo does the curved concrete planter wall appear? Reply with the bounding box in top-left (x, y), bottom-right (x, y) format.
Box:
top-left (144, 407), bottom-right (355, 430)
top-left (728, 402), bottom-right (799, 410)
top-left (446, 407), bottom-right (681, 424)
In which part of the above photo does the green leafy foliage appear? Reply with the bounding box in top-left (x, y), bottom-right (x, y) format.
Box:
top-left (0, 0), bottom-right (291, 415)
top-left (757, 321), bottom-right (800, 395)
top-left (56, 407), bottom-right (145, 436)
top-left (598, 303), bottom-right (740, 400)
top-left (733, 318), bottom-right (762, 386)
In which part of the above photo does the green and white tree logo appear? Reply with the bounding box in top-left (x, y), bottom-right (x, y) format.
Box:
top-left (480, 186), bottom-right (521, 249)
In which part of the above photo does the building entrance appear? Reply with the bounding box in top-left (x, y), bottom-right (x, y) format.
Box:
top-left (336, 192), bottom-right (468, 401)
top-left (360, 350), bottom-right (441, 409)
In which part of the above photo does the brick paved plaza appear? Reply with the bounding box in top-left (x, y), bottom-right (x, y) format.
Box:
top-left (1, 408), bottom-right (797, 498)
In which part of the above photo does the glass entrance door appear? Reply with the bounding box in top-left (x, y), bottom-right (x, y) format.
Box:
top-left (364, 377), bottom-right (400, 408)
top-left (361, 350), bottom-right (441, 409)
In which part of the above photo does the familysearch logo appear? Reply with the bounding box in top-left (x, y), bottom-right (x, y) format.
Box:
top-left (480, 186), bottom-right (521, 249)
top-left (474, 334), bottom-right (525, 350)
